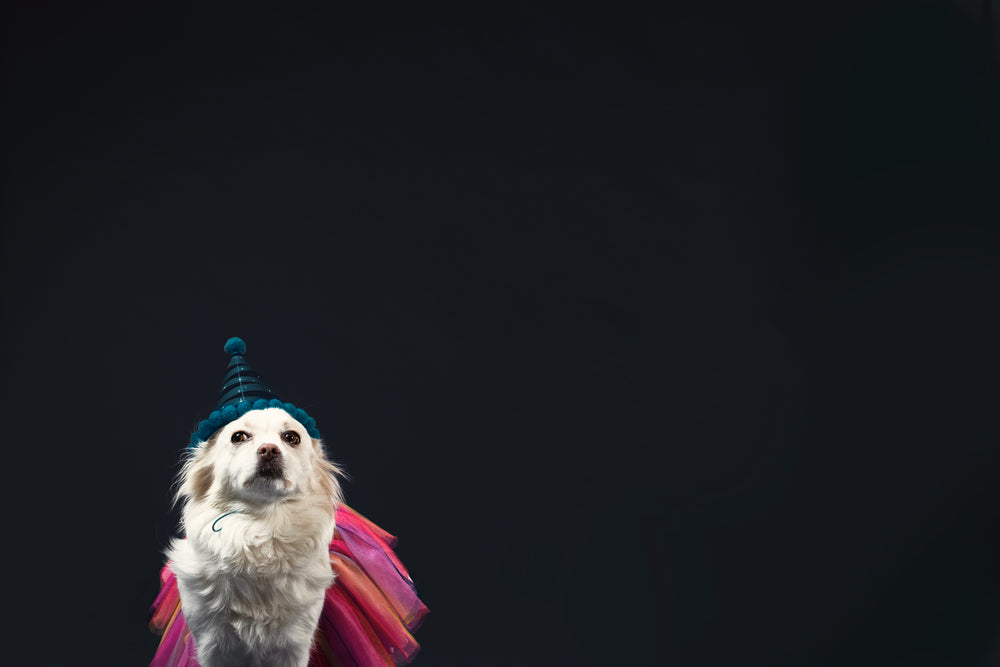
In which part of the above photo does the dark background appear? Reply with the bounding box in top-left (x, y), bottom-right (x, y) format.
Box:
top-left (3, 1), bottom-right (999, 665)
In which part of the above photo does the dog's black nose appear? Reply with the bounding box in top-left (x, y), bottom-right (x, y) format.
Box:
top-left (257, 443), bottom-right (280, 461)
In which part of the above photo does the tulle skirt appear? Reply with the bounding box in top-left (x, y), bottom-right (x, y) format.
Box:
top-left (149, 505), bottom-right (428, 666)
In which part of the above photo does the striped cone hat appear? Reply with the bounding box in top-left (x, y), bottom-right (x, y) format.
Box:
top-left (189, 337), bottom-right (320, 448)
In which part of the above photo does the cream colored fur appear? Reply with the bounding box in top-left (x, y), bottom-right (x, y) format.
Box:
top-left (167, 408), bottom-right (343, 667)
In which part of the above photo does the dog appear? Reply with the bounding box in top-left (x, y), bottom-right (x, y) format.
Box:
top-left (167, 407), bottom-right (343, 667)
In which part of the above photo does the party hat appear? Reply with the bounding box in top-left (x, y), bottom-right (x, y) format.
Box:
top-left (189, 337), bottom-right (321, 448)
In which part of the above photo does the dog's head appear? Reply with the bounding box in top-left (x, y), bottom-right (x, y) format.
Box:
top-left (178, 407), bottom-right (342, 509)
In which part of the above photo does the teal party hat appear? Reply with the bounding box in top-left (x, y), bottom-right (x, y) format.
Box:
top-left (189, 337), bottom-right (321, 448)
top-left (217, 337), bottom-right (277, 407)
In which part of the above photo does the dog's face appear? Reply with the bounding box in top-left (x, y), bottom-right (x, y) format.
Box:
top-left (185, 407), bottom-right (335, 506)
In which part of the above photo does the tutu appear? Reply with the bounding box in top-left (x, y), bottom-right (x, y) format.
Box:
top-left (149, 505), bottom-right (428, 666)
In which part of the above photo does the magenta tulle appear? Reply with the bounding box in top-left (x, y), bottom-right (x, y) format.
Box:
top-left (149, 505), bottom-right (427, 667)
top-left (335, 508), bottom-right (408, 578)
top-left (335, 512), bottom-right (427, 631)
top-left (150, 607), bottom-right (194, 667)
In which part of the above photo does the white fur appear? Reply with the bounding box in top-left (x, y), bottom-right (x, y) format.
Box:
top-left (167, 408), bottom-right (343, 667)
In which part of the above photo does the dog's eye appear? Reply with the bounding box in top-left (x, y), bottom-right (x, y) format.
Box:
top-left (281, 430), bottom-right (301, 446)
top-left (231, 431), bottom-right (251, 444)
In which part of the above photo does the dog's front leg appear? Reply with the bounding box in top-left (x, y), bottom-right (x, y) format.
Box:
top-left (191, 623), bottom-right (253, 667)
top-left (249, 595), bottom-right (326, 667)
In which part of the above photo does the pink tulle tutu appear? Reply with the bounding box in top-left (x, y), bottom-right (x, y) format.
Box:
top-left (149, 505), bottom-right (428, 666)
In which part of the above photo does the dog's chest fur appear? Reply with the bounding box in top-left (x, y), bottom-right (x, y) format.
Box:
top-left (168, 503), bottom-right (336, 666)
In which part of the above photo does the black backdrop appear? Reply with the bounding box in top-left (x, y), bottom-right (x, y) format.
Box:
top-left (3, 1), bottom-right (1000, 665)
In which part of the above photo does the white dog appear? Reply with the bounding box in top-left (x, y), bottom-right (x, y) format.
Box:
top-left (167, 407), bottom-right (343, 667)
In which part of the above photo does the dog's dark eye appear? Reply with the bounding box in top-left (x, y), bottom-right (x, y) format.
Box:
top-left (281, 430), bottom-right (301, 446)
top-left (231, 431), bottom-right (251, 444)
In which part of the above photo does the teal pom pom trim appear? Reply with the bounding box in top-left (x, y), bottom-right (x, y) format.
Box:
top-left (188, 400), bottom-right (322, 449)
top-left (224, 337), bottom-right (247, 355)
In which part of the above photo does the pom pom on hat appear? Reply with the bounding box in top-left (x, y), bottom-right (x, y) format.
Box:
top-left (224, 337), bottom-right (247, 355)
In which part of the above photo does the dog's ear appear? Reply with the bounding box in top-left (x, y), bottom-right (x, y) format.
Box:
top-left (312, 438), bottom-right (345, 508)
top-left (175, 432), bottom-right (219, 506)
top-left (189, 459), bottom-right (214, 503)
